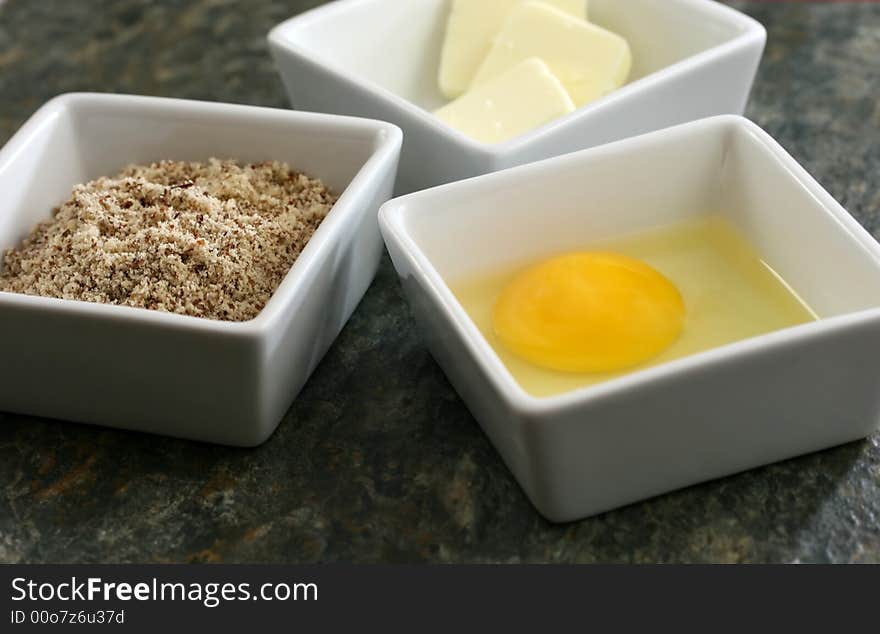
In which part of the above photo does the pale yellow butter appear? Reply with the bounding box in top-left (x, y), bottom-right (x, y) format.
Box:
top-left (438, 0), bottom-right (588, 99)
top-left (472, 2), bottom-right (631, 107)
top-left (434, 58), bottom-right (575, 144)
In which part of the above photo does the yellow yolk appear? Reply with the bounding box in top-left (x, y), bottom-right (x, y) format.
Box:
top-left (492, 252), bottom-right (685, 373)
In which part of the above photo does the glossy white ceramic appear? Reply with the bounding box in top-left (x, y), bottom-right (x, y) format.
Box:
top-left (269, 0), bottom-right (766, 194)
top-left (379, 115), bottom-right (880, 522)
top-left (0, 93), bottom-right (402, 446)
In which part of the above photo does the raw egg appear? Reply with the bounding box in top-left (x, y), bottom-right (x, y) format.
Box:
top-left (452, 216), bottom-right (816, 397)
top-left (492, 252), bottom-right (685, 373)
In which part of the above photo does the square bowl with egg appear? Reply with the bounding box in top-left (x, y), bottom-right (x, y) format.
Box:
top-left (269, 0), bottom-right (765, 194)
top-left (0, 93), bottom-right (402, 446)
top-left (378, 115), bottom-right (880, 522)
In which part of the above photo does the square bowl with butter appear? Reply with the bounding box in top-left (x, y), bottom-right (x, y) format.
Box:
top-left (0, 93), bottom-right (402, 446)
top-left (269, 0), bottom-right (765, 194)
top-left (379, 115), bottom-right (880, 522)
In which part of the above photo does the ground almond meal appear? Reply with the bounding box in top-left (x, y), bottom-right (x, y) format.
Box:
top-left (0, 159), bottom-right (336, 322)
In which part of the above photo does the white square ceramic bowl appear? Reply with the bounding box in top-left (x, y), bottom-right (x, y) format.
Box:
top-left (0, 93), bottom-right (402, 446)
top-left (379, 115), bottom-right (880, 522)
top-left (269, 0), bottom-right (766, 194)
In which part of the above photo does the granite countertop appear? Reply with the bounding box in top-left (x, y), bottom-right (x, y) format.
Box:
top-left (1, 0), bottom-right (879, 564)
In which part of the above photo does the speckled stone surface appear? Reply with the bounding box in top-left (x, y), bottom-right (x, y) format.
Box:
top-left (1, 0), bottom-right (879, 563)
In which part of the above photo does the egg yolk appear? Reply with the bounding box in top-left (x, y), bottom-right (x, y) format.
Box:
top-left (492, 252), bottom-right (685, 373)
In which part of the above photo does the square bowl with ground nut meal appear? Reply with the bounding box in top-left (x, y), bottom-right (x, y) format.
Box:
top-left (269, 0), bottom-right (765, 194)
top-left (0, 93), bottom-right (402, 446)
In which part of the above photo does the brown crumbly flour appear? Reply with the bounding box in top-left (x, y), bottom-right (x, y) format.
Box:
top-left (0, 159), bottom-right (336, 322)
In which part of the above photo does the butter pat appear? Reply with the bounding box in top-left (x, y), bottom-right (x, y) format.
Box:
top-left (434, 58), bottom-right (575, 144)
top-left (438, 0), bottom-right (588, 99)
top-left (472, 2), bottom-right (631, 107)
